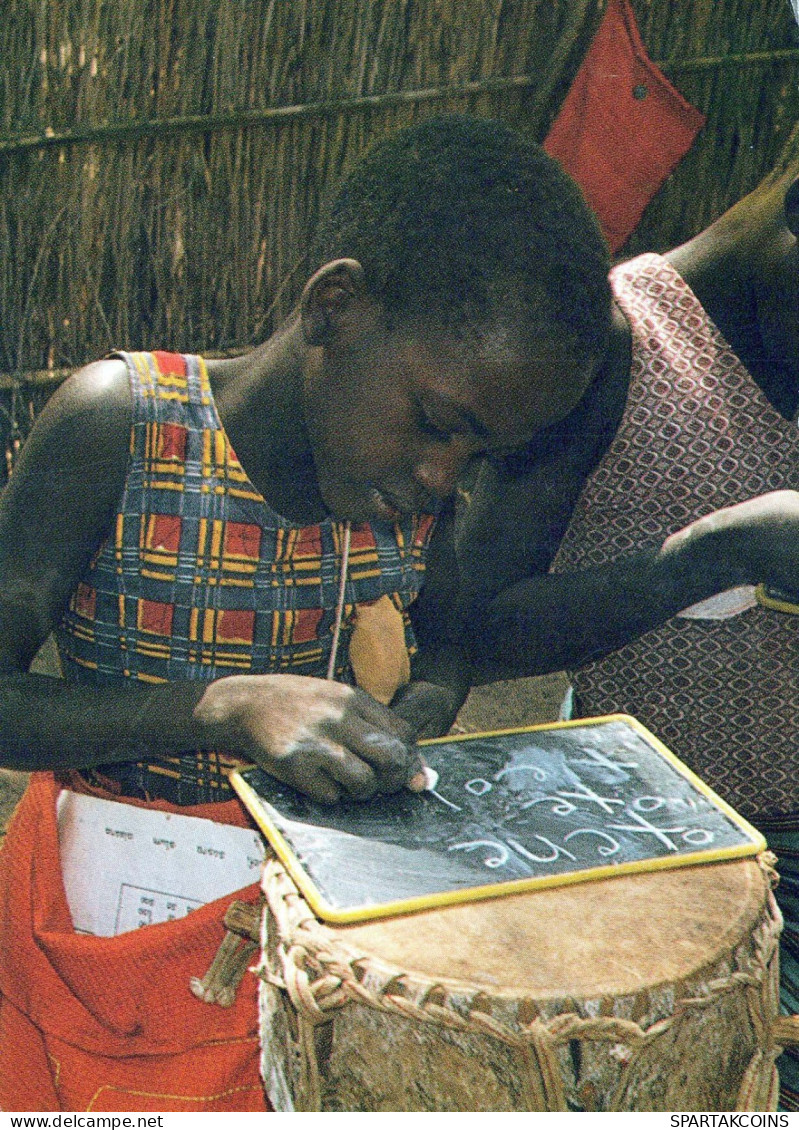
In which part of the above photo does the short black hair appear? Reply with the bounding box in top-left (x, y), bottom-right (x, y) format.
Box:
top-left (316, 115), bottom-right (612, 362)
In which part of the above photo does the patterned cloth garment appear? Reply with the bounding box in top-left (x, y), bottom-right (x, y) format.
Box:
top-left (55, 350), bottom-right (436, 804)
top-left (551, 253), bottom-right (799, 823)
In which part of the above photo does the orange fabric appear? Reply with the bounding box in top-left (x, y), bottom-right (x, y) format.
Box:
top-left (0, 773), bottom-right (268, 1112)
top-left (543, 0), bottom-right (705, 252)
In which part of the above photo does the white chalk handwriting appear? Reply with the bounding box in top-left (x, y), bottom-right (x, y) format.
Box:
top-left (434, 740), bottom-right (719, 872)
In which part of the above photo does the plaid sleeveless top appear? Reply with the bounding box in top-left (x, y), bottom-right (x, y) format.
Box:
top-left (55, 350), bottom-right (436, 803)
top-left (552, 254), bottom-right (799, 822)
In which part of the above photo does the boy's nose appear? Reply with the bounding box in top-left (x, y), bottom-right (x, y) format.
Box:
top-left (414, 438), bottom-right (476, 499)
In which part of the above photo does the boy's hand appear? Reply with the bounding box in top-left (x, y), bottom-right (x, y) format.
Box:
top-left (663, 489), bottom-right (799, 592)
top-left (194, 673), bottom-right (424, 804)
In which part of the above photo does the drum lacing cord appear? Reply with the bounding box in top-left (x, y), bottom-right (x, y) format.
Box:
top-left (261, 856), bottom-right (780, 1030)
top-left (256, 855), bottom-right (788, 1112)
top-left (189, 897), bottom-right (264, 1007)
top-left (259, 863), bottom-right (649, 1111)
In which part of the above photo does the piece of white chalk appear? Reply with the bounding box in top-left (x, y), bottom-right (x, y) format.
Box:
top-left (422, 765), bottom-right (439, 791)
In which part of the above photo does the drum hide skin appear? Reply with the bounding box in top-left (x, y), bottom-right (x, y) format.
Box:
top-left (256, 854), bottom-right (783, 1112)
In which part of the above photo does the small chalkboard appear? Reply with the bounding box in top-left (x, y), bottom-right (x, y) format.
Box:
top-left (230, 714), bottom-right (765, 924)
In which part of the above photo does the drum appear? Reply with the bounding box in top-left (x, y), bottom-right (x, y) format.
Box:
top-left (254, 852), bottom-right (791, 1112)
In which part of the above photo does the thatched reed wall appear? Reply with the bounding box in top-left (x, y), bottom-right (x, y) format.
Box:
top-left (1, 0), bottom-right (799, 474)
top-left (625, 0), bottom-right (799, 255)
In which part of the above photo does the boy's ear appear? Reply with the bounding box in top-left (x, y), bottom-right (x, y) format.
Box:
top-left (785, 177), bottom-right (799, 237)
top-left (300, 258), bottom-right (371, 346)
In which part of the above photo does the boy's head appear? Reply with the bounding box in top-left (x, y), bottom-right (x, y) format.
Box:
top-left (315, 114), bottom-right (612, 365)
top-left (300, 116), bottom-right (613, 523)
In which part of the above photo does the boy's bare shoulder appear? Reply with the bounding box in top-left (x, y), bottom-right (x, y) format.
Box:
top-left (20, 357), bottom-right (132, 480)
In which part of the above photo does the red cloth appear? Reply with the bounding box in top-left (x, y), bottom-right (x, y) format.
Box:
top-left (0, 773), bottom-right (268, 1112)
top-left (544, 0), bottom-right (705, 252)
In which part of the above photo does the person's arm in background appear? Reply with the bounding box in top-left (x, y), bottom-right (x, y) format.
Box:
top-left (392, 502), bottom-right (473, 737)
top-left (465, 483), bottom-right (799, 685)
top-left (461, 155), bottom-right (799, 687)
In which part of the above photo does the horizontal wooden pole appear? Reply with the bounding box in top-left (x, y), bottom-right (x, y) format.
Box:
top-left (0, 352), bottom-right (246, 391)
top-left (0, 74), bottom-right (541, 156)
top-left (0, 369), bottom-right (69, 390)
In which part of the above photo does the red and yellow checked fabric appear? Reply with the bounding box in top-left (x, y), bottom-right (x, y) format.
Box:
top-left (55, 350), bottom-right (436, 803)
top-left (552, 254), bottom-right (799, 821)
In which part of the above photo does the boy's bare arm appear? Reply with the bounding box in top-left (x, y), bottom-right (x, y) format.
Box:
top-left (0, 359), bottom-right (221, 773)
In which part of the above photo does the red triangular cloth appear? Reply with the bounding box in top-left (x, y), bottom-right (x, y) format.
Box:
top-left (544, 0), bottom-right (705, 252)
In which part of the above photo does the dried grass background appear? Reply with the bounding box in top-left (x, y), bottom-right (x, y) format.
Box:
top-left (2, 0), bottom-right (799, 828)
top-left (1, 0), bottom-right (799, 470)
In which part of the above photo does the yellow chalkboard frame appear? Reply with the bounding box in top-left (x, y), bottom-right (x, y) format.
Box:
top-left (230, 713), bottom-right (766, 925)
top-left (755, 581), bottom-right (799, 615)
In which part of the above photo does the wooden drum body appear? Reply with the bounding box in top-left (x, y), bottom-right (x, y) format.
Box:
top-left (256, 854), bottom-right (784, 1112)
